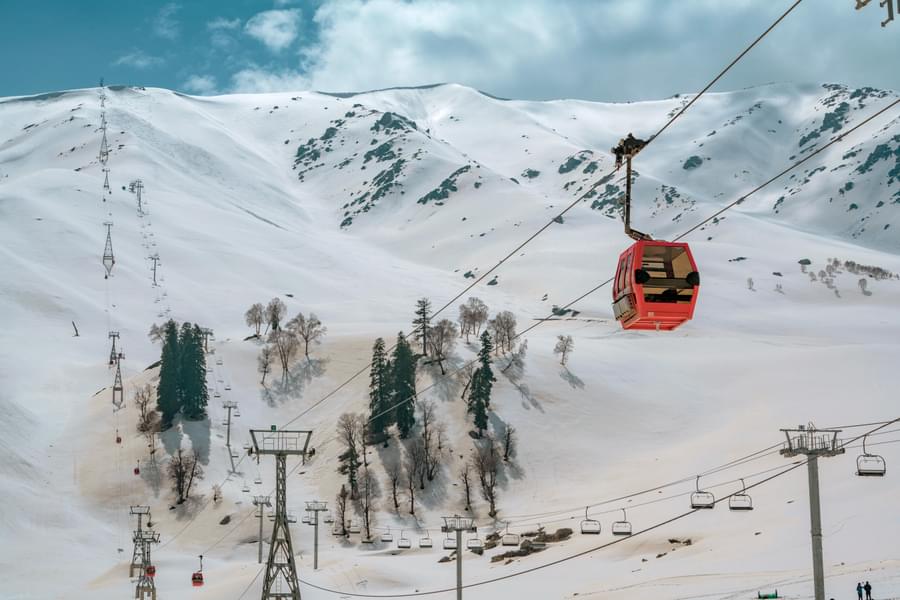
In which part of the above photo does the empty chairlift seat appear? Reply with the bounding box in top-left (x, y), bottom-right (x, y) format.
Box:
top-left (580, 507), bottom-right (602, 534)
top-left (381, 530), bottom-right (394, 543)
top-left (612, 241), bottom-right (700, 331)
top-left (466, 535), bottom-right (484, 550)
top-left (501, 523), bottom-right (520, 547)
top-left (691, 475), bottom-right (715, 509)
top-left (611, 509), bottom-right (632, 536)
top-left (418, 535), bottom-right (433, 549)
top-left (348, 520), bottom-right (361, 534)
top-left (857, 435), bottom-right (887, 477)
top-left (729, 478), bottom-right (754, 511)
top-left (397, 532), bottom-right (411, 549)
top-left (443, 534), bottom-right (458, 550)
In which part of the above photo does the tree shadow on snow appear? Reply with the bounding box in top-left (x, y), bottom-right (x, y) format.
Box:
top-left (182, 416), bottom-right (211, 465)
top-left (559, 367), bottom-right (585, 390)
top-left (425, 354), bottom-right (465, 403)
top-left (262, 357), bottom-right (330, 406)
top-left (487, 414), bottom-right (524, 483)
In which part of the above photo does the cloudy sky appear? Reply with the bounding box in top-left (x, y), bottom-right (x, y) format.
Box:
top-left (2, 0), bottom-right (898, 101)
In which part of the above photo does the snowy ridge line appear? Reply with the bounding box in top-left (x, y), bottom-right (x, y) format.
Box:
top-left (159, 90), bottom-right (899, 556)
top-left (233, 417), bottom-right (900, 599)
top-left (273, 0), bottom-right (804, 435)
top-left (673, 95), bottom-right (900, 242)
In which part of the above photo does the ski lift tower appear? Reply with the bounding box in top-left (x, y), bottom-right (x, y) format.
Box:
top-left (134, 529), bottom-right (160, 600)
top-left (250, 427), bottom-right (313, 600)
top-left (442, 515), bottom-right (477, 600)
top-left (780, 424), bottom-right (844, 600)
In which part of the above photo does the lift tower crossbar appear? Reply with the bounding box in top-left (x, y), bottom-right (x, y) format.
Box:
top-left (251, 428), bottom-right (313, 600)
top-left (780, 424), bottom-right (844, 600)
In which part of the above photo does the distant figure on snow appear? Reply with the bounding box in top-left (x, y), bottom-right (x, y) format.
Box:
top-left (864, 581), bottom-right (872, 600)
top-left (857, 582), bottom-right (864, 600)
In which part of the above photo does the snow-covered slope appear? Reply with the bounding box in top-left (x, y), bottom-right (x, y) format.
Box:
top-left (0, 82), bottom-right (899, 600)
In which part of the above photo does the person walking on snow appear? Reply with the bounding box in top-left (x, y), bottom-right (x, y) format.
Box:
top-left (857, 582), bottom-right (864, 600)
top-left (864, 581), bottom-right (872, 600)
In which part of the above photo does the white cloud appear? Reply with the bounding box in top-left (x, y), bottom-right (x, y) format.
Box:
top-left (112, 50), bottom-right (164, 69)
top-left (230, 67), bottom-right (309, 93)
top-left (245, 9), bottom-right (302, 52)
top-left (153, 3), bottom-right (181, 40)
top-left (207, 17), bottom-right (241, 31)
top-left (273, 0), bottom-right (296, 5)
top-left (183, 74), bottom-right (218, 95)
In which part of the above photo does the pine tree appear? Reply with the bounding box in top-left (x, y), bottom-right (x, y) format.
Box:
top-left (156, 319), bottom-right (181, 429)
top-left (412, 298), bottom-right (432, 356)
top-left (368, 337), bottom-right (392, 446)
top-left (180, 324), bottom-right (208, 420)
top-left (390, 333), bottom-right (416, 438)
top-left (467, 331), bottom-right (495, 437)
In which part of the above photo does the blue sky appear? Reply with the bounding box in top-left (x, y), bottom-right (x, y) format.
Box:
top-left (1, 0), bottom-right (898, 101)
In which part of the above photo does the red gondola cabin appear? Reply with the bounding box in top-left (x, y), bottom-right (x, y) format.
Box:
top-left (192, 572), bottom-right (204, 587)
top-left (612, 240), bottom-right (700, 331)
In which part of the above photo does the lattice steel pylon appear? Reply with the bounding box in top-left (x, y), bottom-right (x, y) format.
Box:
top-left (250, 428), bottom-right (313, 600)
top-left (129, 506), bottom-right (151, 577)
top-left (103, 167), bottom-right (111, 193)
top-left (102, 221), bottom-right (115, 278)
top-left (109, 330), bottom-right (120, 366)
top-left (134, 530), bottom-right (160, 600)
top-left (112, 360), bottom-right (125, 411)
top-left (99, 131), bottom-right (109, 165)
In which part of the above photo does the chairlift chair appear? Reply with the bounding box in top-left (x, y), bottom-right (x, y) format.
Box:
top-left (254, 476), bottom-right (263, 485)
top-left (302, 514), bottom-right (311, 525)
top-left (225, 384), bottom-right (231, 391)
top-left (216, 358), bottom-right (223, 366)
top-left (397, 531), bottom-right (411, 549)
top-left (332, 523), bottom-right (344, 536)
top-left (691, 475), bottom-right (715, 509)
top-left (418, 535), bottom-right (433, 548)
top-left (234, 409), bottom-right (241, 418)
top-left (857, 434), bottom-right (887, 477)
top-left (500, 522), bottom-right (520, 546)
top-left (729, 478), bottom-right (754, 511)
top-left (611, 508), bottom-right (633, 536)
top-left (443, 532), bottom-right (458, 550)
top-left (580, 507), bottom-right (601, 534)
top-left (348, 520), bottom-right (361, 534)
top-left (241, 481), bottom-right (250, 493)
top-left (466, 534), bottom-right (484, 550)
top-left (381, 529), bottom-right (394, 543)
top-left (323, 512), bottom-right (334, 524)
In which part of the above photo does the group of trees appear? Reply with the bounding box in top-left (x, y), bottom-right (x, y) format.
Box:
top-left (154, 320), bottom-right (209, 429)
top-left (246, 299), bottom-right (327, 384)
top-left (368, 335), bottom-right (417, 442)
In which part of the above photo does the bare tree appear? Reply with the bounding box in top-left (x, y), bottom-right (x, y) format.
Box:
top-left (386, 458), bottom-right (403, 512)
top-left (264, 297), bottom-right (287, 333)
top-left (212, 484), bottom-right (222, 504)
top-left (337, 413), bottom-right (365, 499)
top-left (404, 440), bottom-right (425, 515)
top-left (459, 362), bottom-right (476, 401)
top-left (502, 425), bottom-right (517, 462)
top-left (419, 400), bottom-right (439, 481)
top-left (426, 319), bottom-right (458, 374)
top-left (460, 462), bottom-right (473, 511)
top-left (245, 302), bottom-right (265, 336)
top-left (435, 422), bottom-right (448, 452)
top-left (147, 323), bottom-right (163, 343)
top-left (167, 448), bottom-right (204, 504)
top-left (358, 465), bottom-right (380, 541)
top-left (287, 312), bottom-right (327, 360)
top-left (134, 383), bottom-right (159, 433)
top-left (473, 438), bottom-right (501, 517)
top-left (489, 311), bottom-right (517, 354)
top-left (335, 484), bottom-right (350, 536)
top-left (553, 335), bottom-right (574, 366)
top-left (268, 329), bottom-right (298, 378)
top-left (258, 346), bottom-right (274, 385)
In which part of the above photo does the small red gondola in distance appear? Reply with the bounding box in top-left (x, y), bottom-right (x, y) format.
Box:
top-left (609, 134), bottom-right (700, 331)
top-left (612, 240), bottom-right (699, 331)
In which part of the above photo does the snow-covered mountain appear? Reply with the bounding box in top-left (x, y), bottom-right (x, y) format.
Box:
top-left (1, 82), bottom-right (899, 600)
